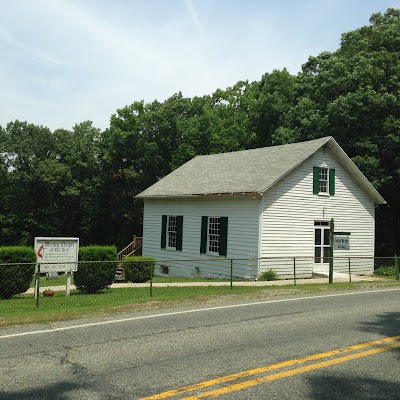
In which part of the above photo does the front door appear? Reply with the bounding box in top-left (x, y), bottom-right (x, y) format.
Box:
top-left (314, 221), bottom-right (330, 263)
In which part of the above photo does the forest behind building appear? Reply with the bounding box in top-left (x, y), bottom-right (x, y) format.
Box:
top-left (1, 9), bottom-right (399, 255)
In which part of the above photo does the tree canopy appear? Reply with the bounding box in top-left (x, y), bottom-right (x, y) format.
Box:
top-left (1, 8), bottom-right (399, 254)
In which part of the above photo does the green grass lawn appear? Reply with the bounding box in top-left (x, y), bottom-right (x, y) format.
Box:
top-left (1, 285), bottom-right (264, 327)
top-left (30, 274), bottom-right (68, 288)
top-left (1, 279), bottom-right (399, 328)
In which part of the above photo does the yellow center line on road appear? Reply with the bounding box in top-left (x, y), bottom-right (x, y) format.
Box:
top-left (139, 335), bottom-right (400, 400)
top-left (181, 341), bottom-right (400, 399)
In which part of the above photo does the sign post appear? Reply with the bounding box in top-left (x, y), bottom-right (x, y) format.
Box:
top-left (329, 219), bottom-right (334, 283)
top-left (35, 264), bottom-right (40, 307)
top-left (329, 219), bottom-right (351, 283)
top-left (34, 237), bottom-right (79, 297)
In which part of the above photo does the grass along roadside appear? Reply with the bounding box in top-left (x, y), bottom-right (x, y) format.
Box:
top-left (1, 278), bottom-right (398, 328)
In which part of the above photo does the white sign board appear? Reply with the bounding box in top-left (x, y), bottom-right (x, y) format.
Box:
top-left (34, 237), bottom-right (79, 272)
top-left (334, 235), bottom-right (350, 250)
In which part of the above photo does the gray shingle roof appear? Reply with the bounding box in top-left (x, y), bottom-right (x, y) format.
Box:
top-left (136, 136), bottom-right (385, 204)
top-left (137, 137), bottom-right (331, 197)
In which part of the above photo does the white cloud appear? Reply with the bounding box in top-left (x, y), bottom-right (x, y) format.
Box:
top-left (0, 26), bottom-right (62, 66)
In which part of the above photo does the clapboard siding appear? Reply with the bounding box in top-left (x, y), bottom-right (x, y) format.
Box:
top-left (260, 146), bottom-right (375, 275)
top-left (142, 196), bottom-right (260, 278)
top-left (141, 143), bottom-right (378, 279)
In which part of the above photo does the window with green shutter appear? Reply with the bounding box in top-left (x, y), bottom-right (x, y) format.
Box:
top-left (329, 168), bottom-right (335, 195)
top-left (161, 215), bottom-right (183, 250)
top-left (200, 216), bottom-right (208, 254)
top-left (176, 216), bottom-right (183, 250)
top-left (313, 167), bottom-right (335, 196)
top-left (161, 215), bottom-right (167, 249)
top-left (219, 217), bottom-right (228, 256)
top-left (200, 216), bottom-right (228, 256)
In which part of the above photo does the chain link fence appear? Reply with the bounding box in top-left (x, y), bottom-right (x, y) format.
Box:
top-left (0, 257), bottom-right (399, 305)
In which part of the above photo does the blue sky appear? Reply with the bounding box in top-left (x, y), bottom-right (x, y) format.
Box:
top-left (1, 0), bottom-right (399, 131)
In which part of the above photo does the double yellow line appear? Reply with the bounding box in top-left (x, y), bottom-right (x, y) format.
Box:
top-left (140, 335), bottom-right (400, 399)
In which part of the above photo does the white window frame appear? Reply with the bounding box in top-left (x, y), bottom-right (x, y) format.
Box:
top-left (166, 215), bottom-right (177, 250)
top-left (314, 221), bottom-right (330, 263)
top-left (319, 167), bottom-right (329, 194)
top-left (207, 217), bottom-right (220, 255)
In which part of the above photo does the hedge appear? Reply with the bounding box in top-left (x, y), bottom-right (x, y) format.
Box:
top-left (73, 246), bottom-right (118, 294)
top-left (0, 247), bottom-right (36, 299)
top-left (123, 256), bottom-right (155, 283)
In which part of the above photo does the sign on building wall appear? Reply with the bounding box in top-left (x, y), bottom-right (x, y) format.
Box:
top-left (34, 237), bottom-right (79, 272)
top-left (333, 235), bottom-right (350, 250)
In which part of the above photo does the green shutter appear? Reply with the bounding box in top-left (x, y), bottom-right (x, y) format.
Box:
top-left (219, 217), bottom-right (228, 257)
top-left (176, 216), bottom-right (183, 251)
top-left (200, 216), bottom-right (208, 254)
top-left (161, 215), bottom-right (167, 249)
top-left (313, 166), bottom-right (320, 194)
top-left (329, 168), bottom-right (335, 195)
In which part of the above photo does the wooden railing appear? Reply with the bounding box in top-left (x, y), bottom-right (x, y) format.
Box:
top-left (117, 236), bottom-right (143, 261)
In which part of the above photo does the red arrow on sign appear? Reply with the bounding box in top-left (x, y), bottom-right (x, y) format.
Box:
top-left (37, 244), bottom-right (44, 259)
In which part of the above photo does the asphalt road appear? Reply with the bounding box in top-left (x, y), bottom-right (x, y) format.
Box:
top-left (1, 288), bottom-right (399, 399)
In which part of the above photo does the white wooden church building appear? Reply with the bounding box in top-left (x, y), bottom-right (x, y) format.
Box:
top-left (136, 137), bottom-right (385, 279)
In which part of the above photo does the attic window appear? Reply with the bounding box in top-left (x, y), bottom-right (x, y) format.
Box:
top-left (313, 166), bottom-right (335, 196)
top-left (319, 167), bottom-right (328, 193)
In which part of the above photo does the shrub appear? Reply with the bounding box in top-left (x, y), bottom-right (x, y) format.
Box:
top-left (258, 269), bottom-right (278, 281)
top-left (73, 246), bottom-right (118, 294)
top-left (78, 246), bottom-right (117, 262)
top-left (123, 256), bottom-right (155, 283)
top-left (0, 247), bottom-right (36, 299)
top-left (374, 266), bottom-right (396, 276)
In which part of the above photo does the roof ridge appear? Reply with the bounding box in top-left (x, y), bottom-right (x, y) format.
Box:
top-left (193, 136), bottom-right (332, 159)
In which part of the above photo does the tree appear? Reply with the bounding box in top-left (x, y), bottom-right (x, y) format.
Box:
top-left (173, 82), bottom-right (257, 167)
top-left (0, 121), bottom-right (67, 245)
top-left (293, 8), bottom-right (400, 254)
top-left (53, 121), bottom-right (104, 244)
top-left (100, 93), bottom-right (194, 247)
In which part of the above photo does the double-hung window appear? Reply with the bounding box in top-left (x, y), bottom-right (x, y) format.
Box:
top-left (200, 216), bottom-right (228, 256)
top-left (161, 215), bottom-right (183, 250)
top-left (313, 166), bottom-right (335, 195)
top-left (167, 216), bottom-right (177, 249)
top-left (207, 217), bottom-right (220, 254)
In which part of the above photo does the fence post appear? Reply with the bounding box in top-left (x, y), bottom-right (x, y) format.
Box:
top-left (35, 264), bottom-right (41, 307)
top-left (230, 259), bottom-right (233, 289)
top-left (348, 257), bottom-right (352, 283)
top-left (395, 255), bottom-right (399, 281)
top-left (66, 270), bottom-right (72, 296)
top-left (293, 257), bottom-right (296, 286)
top-left (150, 267), bottom-right (153, 297)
